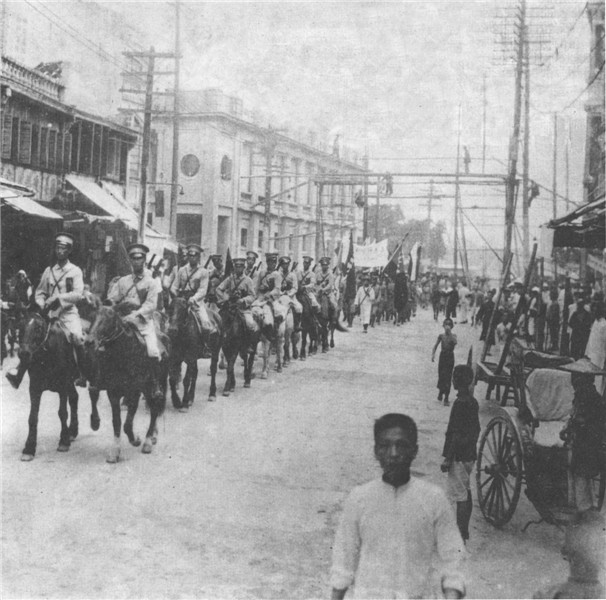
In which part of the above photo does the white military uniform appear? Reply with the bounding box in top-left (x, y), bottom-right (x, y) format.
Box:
top-left (297, 266), bottom-right (320, 310)
top-left (35, 260), bottom-right (84, 341)
top-left (355, 283), bottom-right (376, 326)
top-left (170, 263), bottom-right (212, 330)
top-left (108, 268), bottom-right (160, 358)
top-left (279, 270), bottom-right (302, 314)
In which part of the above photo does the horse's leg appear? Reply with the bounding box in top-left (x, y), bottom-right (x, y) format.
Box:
top-left (185, 360), bottom-right (198, 407)
top-left (208, 343), bottom-right (218, 401)
top-left (222, 350), bottom-right (235, 396)
top-left (275, 322), bottom-right (285, 373)
top-left (57, 391), bottom-right (71, 452)
top-left (68, 385), bottom-right (79, 441)
top-left (123, 392), bottom-right (142, 447)
top-left (106, 390), bottom-right (122, 463)
top-left (169, 359), bottom-right (182, 409)
top-left (260, 338), bottom-right (269, 379)
top-left (244, 348), bottom-right (256, 387)
top-left (291, 330), bottom-right (299, 360)
top-left (89, 386), bottom-right (101, 431)
top-left (330, 323), bottom-right (335, 349)
top-left (300, 327), bottom-right (307, 360)
top-left (22, 384), bottom-right (42, 461)
top-left (142, 378), bottom-right (166, 454)
top-left (181, 363), bottom-right (192, 412)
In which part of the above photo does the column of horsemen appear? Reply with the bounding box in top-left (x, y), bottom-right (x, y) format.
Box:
top-left (5, 231), bottom-right (344, 397)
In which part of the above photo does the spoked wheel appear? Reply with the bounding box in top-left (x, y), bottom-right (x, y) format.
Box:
top-left (476, 416), bottom-right (523, 526)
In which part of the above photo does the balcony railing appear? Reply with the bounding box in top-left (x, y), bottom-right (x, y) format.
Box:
top-left (2, 56), bottom-right (65, 102)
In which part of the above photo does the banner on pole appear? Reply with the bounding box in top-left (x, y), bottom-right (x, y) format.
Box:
top-left (354, 239), bottom-right (389, 267)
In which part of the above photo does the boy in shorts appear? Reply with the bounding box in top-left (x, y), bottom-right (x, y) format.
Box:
top-left (441, 365), bottom-right (480, 543)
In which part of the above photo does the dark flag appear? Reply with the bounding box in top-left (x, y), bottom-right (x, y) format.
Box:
top-left (344, 230), bottom-right (357, 300)
top-left (224, 247), bottom-right (233, 277)
top-left (383, 237), bottom-right (405, 280)
top-left (407, 242), bottom-right (422, 282)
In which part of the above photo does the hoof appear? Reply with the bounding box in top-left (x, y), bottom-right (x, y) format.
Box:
top-left (300, 356), bottom-right (306, 361)
top-left (106, 449), bottom-right (120, 464)
top-left (275, 366), bottom-right (282, 373)
top-left (260, 372), bottom-right (268, 380)
top-left (171, 397), bottom-right (182, 409)
top-left (222, 390), bottom-right (230, 397)
top-left (21, 453), bottom-right (35, 462)
top-left (142, 440), bottom-right (153, 454)
top-left (57, 442), bottom-right (70, 452)
top-left (219, 362), bottom-right (226, 370)
top-left (90, 414), bottom-right (100, 431)
top-left (130, 437), bottom-right (141, 447)
top-left (178, 406), bottom-right (189, 413)
top-left (69, 433), bottom-right (78, 442)
top-left (208, 395), bottom-right (216, 402)
top-left (243, 382), bottom-right (251, 388)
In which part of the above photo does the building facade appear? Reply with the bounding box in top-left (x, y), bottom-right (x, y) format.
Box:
top-left (152, 89), bottom-right (366, 261)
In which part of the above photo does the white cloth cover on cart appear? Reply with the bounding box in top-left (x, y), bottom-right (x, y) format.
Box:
top-left (525, 368), bottom-right (574, 448)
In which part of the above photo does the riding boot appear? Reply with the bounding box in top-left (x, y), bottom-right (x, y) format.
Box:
top-left (148, 358), bottom-right (162, 401)
top-left (6, 360), bottom-right (28, 390)
top-left (456, 491), bottom-right (472, 541)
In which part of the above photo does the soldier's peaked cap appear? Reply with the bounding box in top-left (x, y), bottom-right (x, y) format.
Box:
top-left (210, 254), bottom-right (222, 260)
top-left (302, 255), bottom-right (314, 261)
top-left (186, 243), bottom-right (203, 254)
top-left (246, 250), bottom-right (259, 259)
top-left (55, 232), bottom-right (74, 246)
top-left (319, 257), bottom-right (331, 265)
top-left (232, 257), bottom-right (246, 266)
top-left (265, 252), bottom-right (278, 259)
top-left (279, 256), bottom-right (292, 264)
top-left (127, 243), bottom-right (149, 257)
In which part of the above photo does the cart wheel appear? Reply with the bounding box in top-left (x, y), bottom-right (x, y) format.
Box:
top-left (476, 415), bottom-right (523, 526)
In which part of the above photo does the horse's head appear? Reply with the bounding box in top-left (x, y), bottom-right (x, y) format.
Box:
top-left (19, 312), bottom-right (48, 363)
top-left (85, 305), bottom-right (124, 351)
top-left (168, 296), bottom-right (188, 334)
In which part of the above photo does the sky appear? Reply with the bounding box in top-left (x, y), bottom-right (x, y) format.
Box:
top-left (10, 0), bottom-right (597, 265)
top-left (105, 0), bottom-right (594, 262)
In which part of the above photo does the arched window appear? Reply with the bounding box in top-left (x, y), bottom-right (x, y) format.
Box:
top-left (220, 155), bottom-right (232, 181)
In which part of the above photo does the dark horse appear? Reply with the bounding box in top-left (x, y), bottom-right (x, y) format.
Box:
top-left (297, 291), bottom-right (319, 360)
top-left (317, 294), bottom-right (347, 352)
top-left (167, 297), bottom-right (222, 409)
top-left (19, 312), bottom-right (81, 461)
top-left (219, 301), bottom-right (260, 396)
top-left (85, 306), bottom-right (168, 463)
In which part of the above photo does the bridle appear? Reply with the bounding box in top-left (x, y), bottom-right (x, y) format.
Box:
top-left (92, 309), bottom-right (127, 349)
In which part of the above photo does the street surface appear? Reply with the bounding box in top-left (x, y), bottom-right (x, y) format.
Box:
top-left (2, 308), bottom-right (567, 599)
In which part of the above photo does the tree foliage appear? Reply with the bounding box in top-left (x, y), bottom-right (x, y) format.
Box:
top-left (369, 204), bottom-right (447, 264)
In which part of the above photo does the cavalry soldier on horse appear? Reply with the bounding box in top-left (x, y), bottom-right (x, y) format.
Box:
top-left (297, 255), bottom-right (320, 312)
top-left (107, 243), bottom-right (163, 400)
top-left (206, 254), bottom-right (225, 306)
top-left (6, 232), bottom-right (86, 390)
top-left (278, 256), bottom-right (303, 331)
top-left (315, 257), bottom-right (338, 314)
top-left (170, 243), bottom-right (215, 334)
top-left (215, 257), bottom-right (257, 333)
top-left (244, 250), bottom-right (260, 292)
top-left (252, 252), bottom-right (283, 330)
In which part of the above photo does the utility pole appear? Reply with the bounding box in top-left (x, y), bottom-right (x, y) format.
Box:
top-left (362, 153), bottom-right (369, 240)
top-left (565, 130), bottom-right (570, 213)
top-left (552, 112), bottom-right (558, 220)
top-left (315, 183), bottom-right (324, 258)
top-left (454, 104), bottom-right (462, 276)
top-left (522, 33), bottom-right (530, 267)
top-left (138, 48), bottom-right (155, 241)
top-left (504, 0), bottom-right (526, 268)
top-left (169, 0), bottom-right (181, 239)
top-left (375, 175), bottom-right (381, 241)
top-left (482, 73), bottom-right (487, 174)
top-left (426, 179), bottom-right (435, 224)
top-left (262, 127), bottom-right (278, 254)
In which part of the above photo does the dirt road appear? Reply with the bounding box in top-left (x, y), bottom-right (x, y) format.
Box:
top-left (2, 309), bottom-right (569, 598)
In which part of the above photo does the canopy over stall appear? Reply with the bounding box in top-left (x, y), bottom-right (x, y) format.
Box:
top-left (548, 197), bottom-right (605, 250)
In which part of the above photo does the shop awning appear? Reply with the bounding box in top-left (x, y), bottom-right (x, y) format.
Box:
top-left (1, 194), bottom-right (63, 220)
top-left (65, 174), bottom-right (178, 254)
top-left (548, 197), bottom-right (605, 249)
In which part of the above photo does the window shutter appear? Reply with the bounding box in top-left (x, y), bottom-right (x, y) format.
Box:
top-left (48, 130), bottom-right (57, 170)
top-left (31, 124), bottom-right (40, 166)
top-left (18, 121), bottom-right (32, 164)
top-left (56, 130), bottom-right (63, 171)
top-left (155, 189), bottom-right (165, 217)
top-left (63, 132), bottom-right (72, 172)
top-left (1, 113), bottom-right (12, 159)
top-left (40, 127), bottom-right (48, 168)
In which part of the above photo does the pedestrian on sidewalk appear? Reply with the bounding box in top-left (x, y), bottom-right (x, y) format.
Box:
top-left (440, 365), bottom-right (480, 544)
top-left (355, 275), bottom-right (375, 333)
top-left (432, 318), bottom-right (457, 405)
top-left (330, 413), bottom-right (466, 600)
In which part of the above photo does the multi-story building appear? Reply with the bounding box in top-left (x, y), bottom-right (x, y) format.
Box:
top-left (152, 89), bottom-right (366, 261)
top-left (584, 1), bottom-right (605, 205)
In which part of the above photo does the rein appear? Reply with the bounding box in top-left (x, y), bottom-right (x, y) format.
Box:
top-left (93, 312), bottom-right (127, 348)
